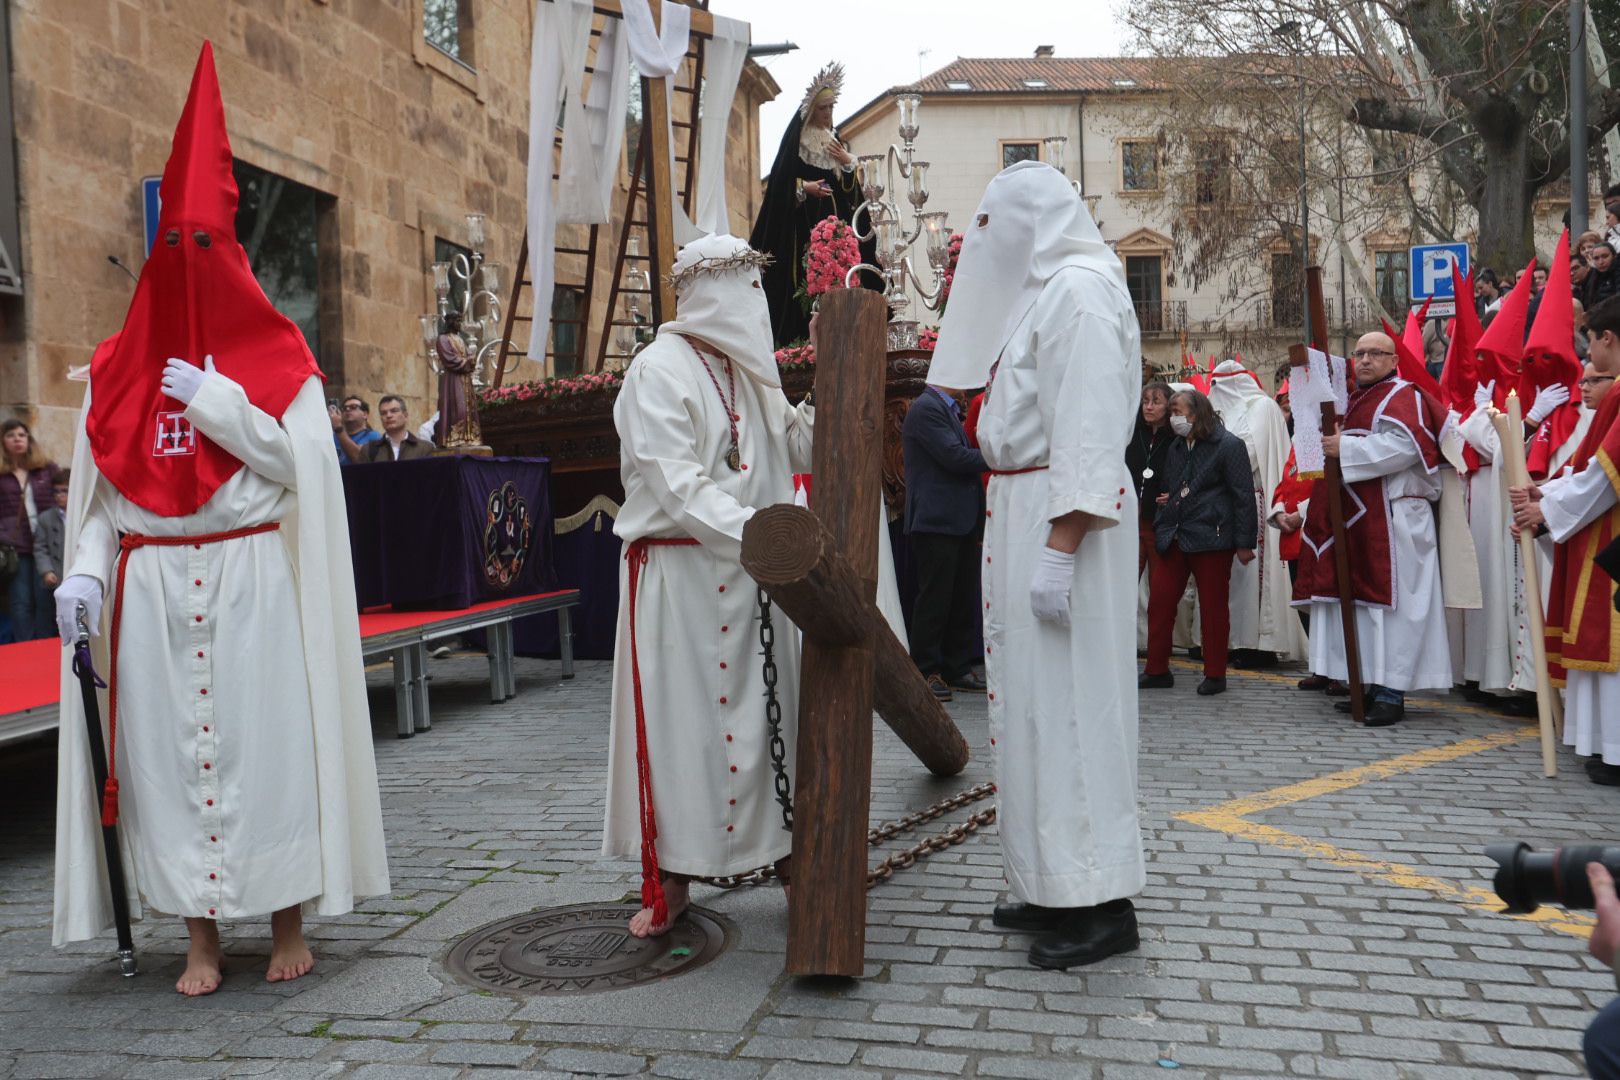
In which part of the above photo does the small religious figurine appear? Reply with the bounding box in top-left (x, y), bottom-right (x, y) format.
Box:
top-left (749, 62), bottom-right (879, 348)
top-left (435, 311), bottom-right (483, 451)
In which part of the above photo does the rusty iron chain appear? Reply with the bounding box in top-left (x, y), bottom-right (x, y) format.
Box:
top-left (694, 782), bottom-right (997, 891)
top-left (757, 586), bottom-right (793, 832)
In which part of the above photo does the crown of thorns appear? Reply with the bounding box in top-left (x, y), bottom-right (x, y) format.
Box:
top-left (798, 62), bottom-right (845, 120)
top-left (666, 248), bottom-right (773, 291)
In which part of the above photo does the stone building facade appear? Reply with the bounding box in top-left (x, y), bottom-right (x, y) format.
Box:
top-left (0, 0), bottom-right (775, 461)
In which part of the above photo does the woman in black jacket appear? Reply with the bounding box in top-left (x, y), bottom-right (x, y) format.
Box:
top-left (1126, 380), bottom-right (1174, 576)
top-left (1139, 389), bottom-right (1257, 696)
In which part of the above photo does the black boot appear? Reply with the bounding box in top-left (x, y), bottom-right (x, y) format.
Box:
top-left (992, 901), bottom-right (1071, 932)
top-left (1196, 677), bottom-right (1227, 696)
top-left (1028, 899), bottom-right (1140, 970)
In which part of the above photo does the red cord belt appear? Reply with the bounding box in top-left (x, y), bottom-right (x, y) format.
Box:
top-left (988, 465), bottom-right (1048, 476)
top-left (100, 522), bottom-right (281, 826)
top-left (624, 536), bottom-right (701, 925)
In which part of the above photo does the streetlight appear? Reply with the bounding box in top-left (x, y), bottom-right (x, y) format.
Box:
top-left (1272, 19), bottom-right (1311, 348)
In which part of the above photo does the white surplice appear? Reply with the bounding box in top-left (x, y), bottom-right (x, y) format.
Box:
top-left (54, 376), bottom-right (389, 943)
top-left (1540, 464), bottom-right (1620, 763)
top-left (979, 267), bottom-right (1146, 908)
top-left (603, 334), bottom-right (813, 877)
top-left (1207, 369), bottom-right (1307, 659)
top-left (1305, 416), bottom-right (1453, 691)
top-left (1456, 410), bottom-right (1535, 692)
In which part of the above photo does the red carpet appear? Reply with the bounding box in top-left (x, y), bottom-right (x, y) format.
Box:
top-left (0, 591), bottom-right (575, 717)
top-left (0, 638), bottom-right (64, 716)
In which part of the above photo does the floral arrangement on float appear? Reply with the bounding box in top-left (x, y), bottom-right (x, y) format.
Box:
top-left (774, 342), bottom-right (817, 370)
top-left (476, 370), bottom-right (623, 411)
top-left (917, 327), bottom-right (939, 351)
top-left (796, 215), bottom-right (863, 314)
top-left (936, 232), bottom-right (964, 314)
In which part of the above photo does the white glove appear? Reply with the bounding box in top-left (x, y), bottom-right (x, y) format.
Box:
top-left (1526, 383), bottom-right (1570, 425)
top-left (161, 354), bottom-right (215, 406)
top-left (1473, 380), bottom-right (1495, 410)
top-left (54, 575), bottom-right (104, 644)
top-left (1029, 547), bottom-right (1075, 628)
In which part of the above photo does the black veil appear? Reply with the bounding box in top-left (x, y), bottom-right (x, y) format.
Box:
top-left (748, 110), bottom-right (880, 348)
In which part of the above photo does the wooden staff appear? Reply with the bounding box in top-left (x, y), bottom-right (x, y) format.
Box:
top-left (1287, 267), bottom-right (1365, 724)
top-left (1488, 391), bottom-right (1559, 777)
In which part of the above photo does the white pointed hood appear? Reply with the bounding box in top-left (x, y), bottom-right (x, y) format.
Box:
top-left (928, 161), bottom-right (1130, 390)
top-left (657, 233), bottom-right (780, 388)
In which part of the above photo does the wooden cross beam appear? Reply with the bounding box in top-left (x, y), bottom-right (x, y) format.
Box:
top-left (739, 288), bottom-right (969, 977)
top-left (1286, 266), bottom-right (1366, 725)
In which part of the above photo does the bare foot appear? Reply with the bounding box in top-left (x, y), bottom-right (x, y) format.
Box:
top-left (176, 917), bottom-right (223, 997)
top-left (628, 876), bottom-right (690, 938)
top-left (266, 905), bottom-right (315, 983)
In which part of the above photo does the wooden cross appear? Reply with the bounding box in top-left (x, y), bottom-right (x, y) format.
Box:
top-left (1287, 266), bottom-right (1366, 725)
top-left (739, 288), bottom-right (970, 976)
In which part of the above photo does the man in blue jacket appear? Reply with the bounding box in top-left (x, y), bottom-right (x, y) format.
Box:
top-left (902, 383), bottom-right (988, 700)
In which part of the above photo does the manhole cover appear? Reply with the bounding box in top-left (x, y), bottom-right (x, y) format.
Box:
top-left (444, 903), bottom-right (732, 995)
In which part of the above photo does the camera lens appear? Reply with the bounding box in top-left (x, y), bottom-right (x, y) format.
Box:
top-left (1488, 842), bottom-right (1620, 913)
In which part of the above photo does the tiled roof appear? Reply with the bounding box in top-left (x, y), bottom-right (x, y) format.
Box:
top-left (904, 57), bottom-right (1168, 94)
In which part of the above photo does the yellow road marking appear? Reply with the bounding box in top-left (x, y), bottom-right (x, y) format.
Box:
top-left (1170, 696), bottom-right (1597, 940)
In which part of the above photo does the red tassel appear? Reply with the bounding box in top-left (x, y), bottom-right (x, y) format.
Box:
top-left (100, 777), bottom-right (119, 827)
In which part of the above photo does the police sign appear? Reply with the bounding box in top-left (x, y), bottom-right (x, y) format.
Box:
top-left (1409, 242), bottom-right (1470, 303)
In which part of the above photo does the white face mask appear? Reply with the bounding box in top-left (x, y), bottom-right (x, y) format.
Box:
top-left (1169, 414), bottom-right (1193, 437)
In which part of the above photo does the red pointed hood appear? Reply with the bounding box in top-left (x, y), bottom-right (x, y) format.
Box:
top-left (1522, 230), bottom-right (1582, 479)
top-left (1440, 266), bottom-right (1481, 414)
top-left (1401, 298), bottom-right (1431, 362)
top-left (86, 42), bottom-right (322, 518)
top-left (1474, 258), bottom-right (1536, 408)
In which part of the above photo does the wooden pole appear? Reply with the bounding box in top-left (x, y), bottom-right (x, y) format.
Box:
top-left (1490, 394), bottom-right (1560, 777)
top-left (640, 5), bottom-right (678, 324)
top-left (1288, 266), bottom-right (1366, 724)
top-left (782, 287), bottom-right (885, 977)
top-left (743, 505), bottom-right (971, 777)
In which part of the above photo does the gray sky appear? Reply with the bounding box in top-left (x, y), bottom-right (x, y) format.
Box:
top-left (719, 0), bottom-right (1130, 150)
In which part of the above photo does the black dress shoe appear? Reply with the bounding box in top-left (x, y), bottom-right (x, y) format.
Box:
top-left (926, 674), bottom-right (953, 701)
top-left (1461, 680), bottom-right (1488, 702)
top-left (1185, 646), bottom-right (1203, 661)
top-left (992, 901), bottom-right (1071, 932)
top-left (1138, 672), bottom-right (1174, 689)
top-left (1590, 762), bottom-right (1620, 787)
top-left (1494, 694), bottom-right (1537, 718)
top-left (1360, 700), bottom-right (1405, 727)
top-left (1028, 899), bottom-right (1140, 970)
top-left (1297, 674), bottom-right (1331, 691)
top-left (948, 672), bottom-right (988, 694)
top-left (1196, 677), bottom-right (1227, 696)
top-left (1232, 650), bottom-right (1278, 669)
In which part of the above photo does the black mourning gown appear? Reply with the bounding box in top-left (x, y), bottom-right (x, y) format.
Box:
top-left (748, 111), bottom-right (881, 348)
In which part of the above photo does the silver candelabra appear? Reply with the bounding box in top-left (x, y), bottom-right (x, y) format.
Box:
top-left (420, 213), bottom-right (508, 387)
top-left (848, 94), bottom-right (953, 351)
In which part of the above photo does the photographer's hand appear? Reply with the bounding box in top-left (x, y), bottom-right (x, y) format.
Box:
top-left (1589, 863), bottom-right (1620, 973)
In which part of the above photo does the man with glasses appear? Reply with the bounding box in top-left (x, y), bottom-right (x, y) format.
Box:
top-left (328, 395), bottom-right (383, 465)
top-left (1294, 331), bottom-right (1454, 726)
top-left (1513, 295), bottom-right (1620, 784)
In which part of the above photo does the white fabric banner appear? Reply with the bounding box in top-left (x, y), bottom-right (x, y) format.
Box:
top-left (526, 0), bottom-right (593, 359)
top-left (556, 8), bottom-right (630, 225)
top-left (619, 0), bottom-right (699, 247)
top-left (1290, 348), bottom-right (1350, 479)
top-left (693, 15), bottom-right (749, 235)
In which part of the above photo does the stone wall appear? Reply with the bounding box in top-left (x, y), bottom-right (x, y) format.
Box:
top-left (0, 0), bottom-right (774, 463)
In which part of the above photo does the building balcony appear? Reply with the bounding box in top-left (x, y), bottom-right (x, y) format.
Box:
top-left (1134, 299), bottom-right (1188, 335)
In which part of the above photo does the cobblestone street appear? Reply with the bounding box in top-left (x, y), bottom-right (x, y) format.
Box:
top-left (2, 652), bottom-right (1617, 1079)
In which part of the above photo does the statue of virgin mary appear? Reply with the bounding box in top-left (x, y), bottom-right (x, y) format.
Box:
top-left (748, 62), bottom-right (879, 348)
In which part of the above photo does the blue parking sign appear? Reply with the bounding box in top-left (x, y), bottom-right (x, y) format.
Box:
top-left (1409, 243), bottom-right (1470, 302)
top-left (141, 176), bottom-right (162, 255)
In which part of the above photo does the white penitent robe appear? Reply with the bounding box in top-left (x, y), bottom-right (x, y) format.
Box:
top-left (603, 335), bottom-right (813, 877)
top-left (978, 268), bottom-right (1145, 908)
top-left (54, 377), bottom-right (389, 943)
top-left (1306, 419), bottom-right (1452, 691)
top-left (1207, 370), bottom-right (1306, 659)
top-left (1456, 410), bottom-right (1534, 692)
top-left (1532, 407), bottom-right (1596, 601)
top-left (1540, 466), bottom-right (1620, 762)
